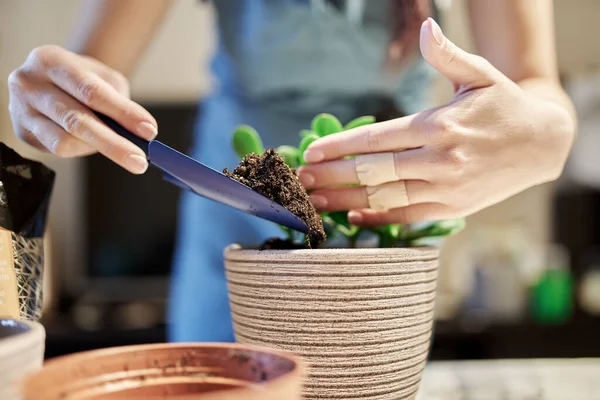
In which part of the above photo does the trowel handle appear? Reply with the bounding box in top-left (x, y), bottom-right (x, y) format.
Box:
top-left (93, 111), bottom-right (150, 156)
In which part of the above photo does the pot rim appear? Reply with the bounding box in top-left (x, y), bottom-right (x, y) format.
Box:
top-left (224, 244), bottom-right (439, 263)
top-left (39, 341), bottom-right (304, 368)
top-left (32, 342), bottom-right (306, 385)
top-left (0, 319), bottom-right (45, 360)
top-left (23, 342), bottom-right (307, 400)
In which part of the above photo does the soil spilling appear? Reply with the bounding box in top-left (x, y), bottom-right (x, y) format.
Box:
top-left (223, 149), bottom-right (326, 246)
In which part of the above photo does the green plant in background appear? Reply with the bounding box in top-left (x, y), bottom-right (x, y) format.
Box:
top-left (232, 113), bottom-right (465, 247)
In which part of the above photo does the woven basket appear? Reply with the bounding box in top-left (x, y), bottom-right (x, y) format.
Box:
top-left (11, 234), bottom-right (45, 321)
top-left (0, 230), bottom-right (45, 321)
top-left (224, 244), bottom-right (439, 400)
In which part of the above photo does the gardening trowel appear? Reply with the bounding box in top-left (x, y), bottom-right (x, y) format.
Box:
top-left (94, 112), bottom-right (309, 234)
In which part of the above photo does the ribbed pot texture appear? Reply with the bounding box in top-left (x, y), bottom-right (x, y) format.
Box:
top-left (21, 343), bottom-right (305, 400)
top-left (0, 319), bottom-right (45, 400)
top-left (224, 244), bottom-right (439, 400)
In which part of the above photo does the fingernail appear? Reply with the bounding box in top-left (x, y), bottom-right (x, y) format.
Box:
top-left (348, 211), bottom-right (363, 224)
top-left (137, 121), bottom-right (158, 140)
top-left (125, 153), bottom-right (148, 174)
top-left (310, 195), bottom-right (327, 208)
top-left (298, 172), bottom-right (315, 188)
top-left (304, 149), bottom-right (324, 163)
top-left (429, 18), bottom-right (444, 46)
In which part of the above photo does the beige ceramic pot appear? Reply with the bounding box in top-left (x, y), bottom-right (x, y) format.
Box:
top-left (224, 244), bottom-right (439, 400)
top-left (0, 319), bottom-right (45, 400)
top-left (21, 342), bottom-right (305, 400)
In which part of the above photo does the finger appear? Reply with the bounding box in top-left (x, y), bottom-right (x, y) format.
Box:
top-left (81, 56), bottom-right (130, 97)
top-left (297, 158), bottom-right (358, 189)
top-left (28, 83), bottom-right (149, 173)
top-left (420, 18), bottom-right (503, 89)
top-left (309, 180), bottom-right (434, 212)
top-left (298, 147), bottom-right (437, 189)
top-left (8, 95), bottom-right (46, 152)
top-left (12, 124), bottom-right (48, 153)
top-left (304, 115), bottom-right (427, 163)
top-left (29, 46), bottom-right (157, 140)
top-left (347, 203), bottom-right (452, 226)
top-left (48, 66), bottom-right (156, 140)
top-left (22, 113), bottom-right (96, 157)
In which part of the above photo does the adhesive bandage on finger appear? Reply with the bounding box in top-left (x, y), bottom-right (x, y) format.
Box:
top-left (366, 181), bottom-right (409, 210)
top-left (355, 152), bottom-right (398, 186)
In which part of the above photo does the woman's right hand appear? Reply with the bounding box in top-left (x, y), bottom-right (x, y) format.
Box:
top-left (7, 45), bottom-right (157, 174)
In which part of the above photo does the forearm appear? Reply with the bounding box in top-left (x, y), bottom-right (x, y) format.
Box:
top-left (67, 0), bottom-right (174, 76)
top-left (467, 0), bottom-right (577, 139)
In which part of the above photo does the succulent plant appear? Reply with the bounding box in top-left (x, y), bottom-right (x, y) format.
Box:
top-left (232, 113), bottom-right (465, 247)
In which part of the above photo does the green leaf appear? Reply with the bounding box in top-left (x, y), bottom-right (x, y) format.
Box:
top-left (369, 224), bottom-right (403, 247)
top-left (276, 145), bottom-right (301, 168)
top-left (329, 211), bottom-right (360, 238)
top-left (348, 225), bottom-right (360, 237)
top-left (232, 125), bottom-right (263, 159)
top-left (321, 214), bottom-right (338, 238)
top-left (427, 218), bottom-right (466, 237)
top-left (328, 211), bottom-right (351, 229)
top-left (344, 115), bottom-right (376, 131)
top-left (279, 225), bottom-right (295, 241)
top-left (336, 224), bottom-right (359, 238)
top-left (387, 224), bottom-right (403, 239)
top-left (368, 227), bottom-right (391, 247)
top-left (311, 113), bottom-right (343, 137)
top-left (401, 218), bottom-right (466, 241)
top-left (324, 211), bottom-right (360, 239)
top-left (299, 129), bottom-right (317, 139)
top-left (299, 132), bottom-right (320, 165)
top-left (369, 226), bottom-right (388, 236)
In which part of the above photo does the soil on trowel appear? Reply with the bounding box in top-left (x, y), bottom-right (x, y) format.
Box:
top-left (223, 148), bottom-right (326, 247)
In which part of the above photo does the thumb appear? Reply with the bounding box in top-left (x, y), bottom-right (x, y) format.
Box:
top-left (420, 18), bottom-right (502, 89)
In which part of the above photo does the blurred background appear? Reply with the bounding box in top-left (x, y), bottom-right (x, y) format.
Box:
top-left (1, 0), bottom-right (599, 360)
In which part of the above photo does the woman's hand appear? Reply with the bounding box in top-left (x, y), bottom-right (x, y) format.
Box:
top-left (298, 18), bottom-right (575, 226)
top-left (8, 45), bottom-right (157, 174)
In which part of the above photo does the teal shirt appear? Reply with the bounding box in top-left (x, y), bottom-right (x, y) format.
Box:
top-left (209, 0), bottom-right (435, 118)
top-left (168, 0), bottom-right (437, 342)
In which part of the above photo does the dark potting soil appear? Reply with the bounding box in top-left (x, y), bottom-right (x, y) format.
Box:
top-left (259, 237), bottom-right (308, 250)
top-left (223, 148), bottom-right (326, 246)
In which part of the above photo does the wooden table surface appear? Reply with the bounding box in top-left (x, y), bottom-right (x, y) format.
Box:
top-left (416, 359), bottom-right (600, 399)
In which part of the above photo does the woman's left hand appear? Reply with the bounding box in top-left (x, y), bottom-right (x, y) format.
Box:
top-left (297, 18), bottom-right (575, 227)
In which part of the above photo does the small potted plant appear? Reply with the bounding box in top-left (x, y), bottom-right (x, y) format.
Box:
top-left (223, 113), bottom-right (464, 399)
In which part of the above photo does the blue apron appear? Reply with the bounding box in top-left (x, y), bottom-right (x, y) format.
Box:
top-left (168, 0), bottom-right (436, 342)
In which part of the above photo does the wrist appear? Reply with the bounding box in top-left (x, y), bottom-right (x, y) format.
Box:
top-left (535, 97), bottom-right (577, 181)
top-left (518, 77), bottom-right (578, 135)
top-left (516, 77), bottom-right (577, 182)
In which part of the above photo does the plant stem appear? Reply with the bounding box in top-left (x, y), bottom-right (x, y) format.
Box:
top-left (349, 228), bottom-right (362, 248)
top-left (379, 233), bottom-right (395, 248)
top-left (280, 226), bottom-right (295, 242)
